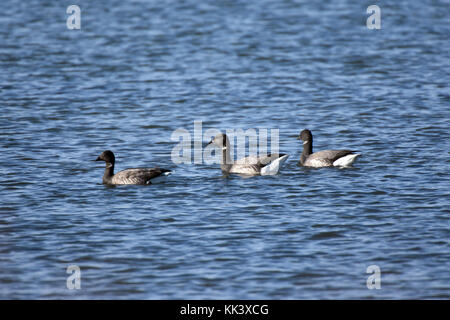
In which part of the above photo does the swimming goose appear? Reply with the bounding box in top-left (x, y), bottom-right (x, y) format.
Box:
top-left (298, 129), bottom-right (361, 168)
top-left (205, 133), bottom-right (289, 175)
top-left (95, 150), bottom-right (171, 185)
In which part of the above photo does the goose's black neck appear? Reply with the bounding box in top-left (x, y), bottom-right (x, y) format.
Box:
top-left (220, 137), bottom-right (232, 173)
top-left (103, 162), bottom-right (115, 183)
top-left (300, 140), bottom-right (313, 164)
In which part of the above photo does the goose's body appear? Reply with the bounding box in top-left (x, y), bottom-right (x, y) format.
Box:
top-left (206, 133), bottom-right (289, 175)
top-left (107, 168), bottom-right (172, 185)
top-left (95, 150), bottom-right (171, 185)
top-left (298, 129), bottom-right (361, 168)
top-left (233, 153), bottom-right (290, 175)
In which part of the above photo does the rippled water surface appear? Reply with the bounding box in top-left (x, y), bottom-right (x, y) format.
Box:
top-left (0, 0), bottom-right (449, 299)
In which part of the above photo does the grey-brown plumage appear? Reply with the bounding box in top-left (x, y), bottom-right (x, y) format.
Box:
top-left (95, 150), bottom-right (171, 185)
top-left (205, 133), bottom-right (289, 175)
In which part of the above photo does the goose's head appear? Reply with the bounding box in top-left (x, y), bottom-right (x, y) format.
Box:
top-left (298, 129), bottom-right (313, 144)
top-left (205, 133), bottom-right (228, 150)
top-left (95, 150), bottom-right (115, 164)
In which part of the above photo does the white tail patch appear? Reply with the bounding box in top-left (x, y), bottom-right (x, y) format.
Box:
top-left (150, 171), bottom-right (172, 184)
top-left (333, 154), bottom-right (361, 167)
top-left (260, 154), bottom-right (289, 176)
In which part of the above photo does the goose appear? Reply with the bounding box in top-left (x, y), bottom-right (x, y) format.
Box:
top-left (205, 133), bottom-right (289, 175)
top-left (95, 150), bottom-right (171, 185)
top-left (298, 129), bottom-right (361, 168)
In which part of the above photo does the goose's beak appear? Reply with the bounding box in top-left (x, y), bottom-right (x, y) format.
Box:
top-left (203, 140), bottom-right (212, 148)
top-left (95, 157), bottom-right (102, 161)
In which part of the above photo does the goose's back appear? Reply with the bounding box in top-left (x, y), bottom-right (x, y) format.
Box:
top-left (304, 150), bottom-right (355, 167)
top-left (111, 168), bottom-right (169, 185)
top-left (229, 153), bottom-right (288, 175)
top-left (229, 164), bottom-right (261, 175)
top-left (234, 153), bottom-right (286, 166)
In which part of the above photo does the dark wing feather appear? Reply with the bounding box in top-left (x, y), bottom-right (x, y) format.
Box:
top-left (112, 168), bottom-right (171, 185)
top-left (309, 150), bottom-right (356, 163)
top-left (233, 153), bottom-right (287, 169)
top-left (257, 153), bottom-right (287, 167)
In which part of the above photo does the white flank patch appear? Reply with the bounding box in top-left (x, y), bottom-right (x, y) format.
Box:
top-left (260, 154), bottom-right (289, 176)
top-left (333, 154), bottom-right (360, 167)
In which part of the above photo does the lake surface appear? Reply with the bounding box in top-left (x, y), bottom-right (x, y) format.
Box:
top-left (0, 0), bottom-right (449, 299)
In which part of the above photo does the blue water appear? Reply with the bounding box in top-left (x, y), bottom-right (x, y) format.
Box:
top-left (0, 0), bottom-right (449, 299)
